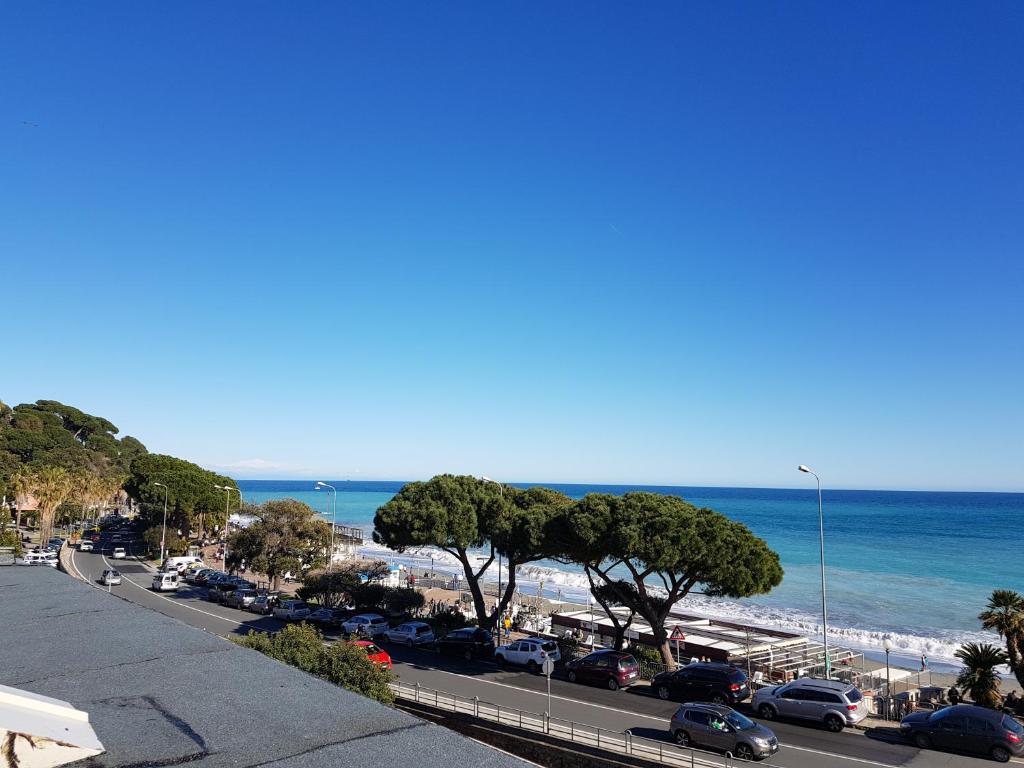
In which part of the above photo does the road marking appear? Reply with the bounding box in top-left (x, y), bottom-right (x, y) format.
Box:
top-left (393, 665), bottom-right (906, 768)
top-left (98, 553), bottom-right (258, 627)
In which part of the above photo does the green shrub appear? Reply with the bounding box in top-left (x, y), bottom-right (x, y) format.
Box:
top-left (0, 529), bottom-right (22, 554)
top-left (234, 623), bottom-right (394, 704)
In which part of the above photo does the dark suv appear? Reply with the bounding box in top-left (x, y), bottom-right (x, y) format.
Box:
top-left (436, 628), bottom-right (494, 661)
top-left (901, 704), bottom-right (1024, 763)
top-left (565, 650), bottom-right (640, 690)
top-left (652, 663), bottom-right (750, 705)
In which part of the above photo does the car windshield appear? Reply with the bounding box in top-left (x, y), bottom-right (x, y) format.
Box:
top-left (364, 644), bottom-right (382, 654)
top-left (726, 711), bottom-right (757, 731)
top-left (541, 641), bottom-right (558, 652)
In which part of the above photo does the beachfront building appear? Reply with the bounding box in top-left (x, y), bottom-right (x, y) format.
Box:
top-left (329, 523), bottom-right (363, 564)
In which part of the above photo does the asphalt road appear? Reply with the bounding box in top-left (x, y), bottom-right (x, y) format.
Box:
top-left (67, 542), bottom-right (1020, 768)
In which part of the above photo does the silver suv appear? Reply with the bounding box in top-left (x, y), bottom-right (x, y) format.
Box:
top-left (751, 678), bottom-right (867, 732)
top-left (670, 703), bottom-right (779, 761)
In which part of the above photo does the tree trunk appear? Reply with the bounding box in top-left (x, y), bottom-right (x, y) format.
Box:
top-left (488, 567), bottom-right (519, 629)
top-left (456, 550), bottom-right (491, 628)
top-left (658, 635), bottom-right (676, 668)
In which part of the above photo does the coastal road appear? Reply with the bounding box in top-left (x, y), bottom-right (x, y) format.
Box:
top-left (67, 545), bottom-right (1020, 768)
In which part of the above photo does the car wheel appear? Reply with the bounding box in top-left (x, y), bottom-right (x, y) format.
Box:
top-left (406, 639), bottom-right (414, 648)
top-left (711, 693), bottom-right (727, 705)
top-left (607, 677), bottom-right (619, 691)
top-left (495, 654), bottom-right (506, 667)
top-left (991, 745), bottom-right (1011, 763)
top-left (912, 732), bottom-right (931, 749)
top-left (657, 685), bottom-right (672, 700)
top-left (567, 670), bottom-right (577, 683)
top-left (824, 714), bottom-right (844, 733)
top-left (463, 649), bottom-right (474, 662)
top-left (527, 660), bottom-right (540, 674)
top-left (757, 704), bottom-right (776, 721)
top-left (735, 743), bottom-right (755, 761)
top-left (673, 729), bottom-right (691, 746)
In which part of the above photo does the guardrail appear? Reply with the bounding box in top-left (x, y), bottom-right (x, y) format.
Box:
top-left (389, 680), bottom-right (786, 768)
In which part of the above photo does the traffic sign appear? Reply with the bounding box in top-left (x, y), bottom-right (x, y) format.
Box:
top-left (542, 658), bottom-right (555, 676)
top-left (669, 625), bottom-right (686, 642)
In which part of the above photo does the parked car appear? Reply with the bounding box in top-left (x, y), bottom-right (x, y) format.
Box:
top-left (652, 663), bottom-right (750, 706)
top-left (248, 593), bottom-right (280, 615)
top-left (186, 568), bottom-right (215, 584)
top-left (307, 607), bottom-right (345, 628)
top-left (494, 637), bottom-right (560, 674)
top-left (383, 621), bottom-right (435, 647)
top-left (48, 538), bottom-right (64, 549)
top-left (162, 556), bottom-right (203, 573)
top-left (224, 589), bottom-right (258, 609)
top-left (111, 546), bottom-right (127, 559)
top-left (101, 569), bottom-right (122, 586)
top-left (900, 703), bottom-right (1024, 763)
top-left (352, 640), bottom-right (392, 670)
top-left (436, 627), bottom-right (494, 661)
top-left (342, 613), bottom-right (390, 638)
top-left (152, 572), bottom-right (180, 591)
top-left (200, 571), bottom-right (227, 586)
top-left (751, 677), bottom-right (867, 732)
top-left (78, 540), bottom-right (94, 552)
top-left (670, 703), bottom-right (779, 761)
top-left (15, 552), bottom-right (58, 567)
top-left (273, 601), bottom-right (311, 621)
top-left (565, 650), bottom-right (640, 691)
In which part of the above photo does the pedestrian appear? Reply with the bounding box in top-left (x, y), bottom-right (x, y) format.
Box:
top-left (920, 654), bottom-right (929, 672)
top-left (503, 614), bottom-right (512, 639)
top-left (1003, 690), bottom-right (1020, 713)
top-left (948, 686), bottom-right (961, 705)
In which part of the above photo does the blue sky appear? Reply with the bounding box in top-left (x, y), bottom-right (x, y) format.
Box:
top-left (2, 3), bottom-right (1022, 490)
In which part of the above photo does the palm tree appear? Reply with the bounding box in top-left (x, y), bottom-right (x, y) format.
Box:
top-left (32, 466), bottom-right (72, 545)
top-left (954, 642), bottom-right (1008, 708)
top-left (979, 589), bottom-right (1024, 690)
top-left (10, 468), bottom-right (33, 535)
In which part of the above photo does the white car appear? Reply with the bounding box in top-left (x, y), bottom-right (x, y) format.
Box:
top-left (494, 637), bottom-right (561, 674)
top-left (15, 552), bottom-right (58, 567)
top-left (152, 572), bottom-right (180, 591)
top-left (273, 601), bottom-right (311, 621)
top-left (111, 547), bottom-right (127, 559)
top-left (383, 621), bottom-right (435, 647)
top-left (342, 613), bottom-right (389, 638)
top-left (78, 540), bottom-right (94, 552)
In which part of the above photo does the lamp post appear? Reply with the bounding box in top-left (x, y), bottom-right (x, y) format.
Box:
top-left (213, 485), bottom-right (233, 568)
top-left (153, 482), bottom-right (169, 564)
top-left (589, 595), bottom-right (595, 650)
top-left (798, 465), bottom-right (830, 678)
top-left (316, 482), bottom-right (337, 572)
top-left (481, 476), bottom-right (504, 609)
top-left (883, 636), bottom-right (894, 700)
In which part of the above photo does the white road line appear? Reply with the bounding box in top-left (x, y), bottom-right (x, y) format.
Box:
top-left (393, 665), bottom-right (904, 767)
top-left (99, 553), bottom-right (252, 627)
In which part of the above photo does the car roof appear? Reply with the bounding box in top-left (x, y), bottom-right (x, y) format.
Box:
top-left (789, 677), bottom-right (853, 692)
top-left (586, 649), bottom-right (633, 659)
top-left (946, 704), bottom-right (1003, 720)
top-left (675, 708), bottom-right (733, 720)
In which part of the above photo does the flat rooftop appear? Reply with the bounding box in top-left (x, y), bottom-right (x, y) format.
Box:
top-left (0, 565), bottom-right (529, 768)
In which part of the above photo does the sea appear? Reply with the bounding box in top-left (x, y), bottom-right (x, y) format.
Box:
top-left (236, 480), bottom-right (1023, 671)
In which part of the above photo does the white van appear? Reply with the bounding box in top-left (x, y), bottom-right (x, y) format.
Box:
top-left (151, 572), bottom-right (180, 591)
top-left (162, 556), bottom-right (203, 573)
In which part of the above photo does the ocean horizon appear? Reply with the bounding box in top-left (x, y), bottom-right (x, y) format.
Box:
top-left (235, 479), bottom-right (1024, 669)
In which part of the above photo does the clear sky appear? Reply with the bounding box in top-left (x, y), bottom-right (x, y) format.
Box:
top-left (3, 3), bottom-right (1022, 491)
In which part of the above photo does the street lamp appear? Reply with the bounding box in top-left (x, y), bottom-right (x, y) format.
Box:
top-left (481, 476), bottom-right (504, 620)
top-left (153, 482), bottom-right (169, 565)
top-left (316, 482), bottom-right (337, 572)
top-left (213, 485), bottom-right (234, 568)
top-left (883, 636), bottom-right (894, 699)
top-left (798, 464), bottom-right (831, 678)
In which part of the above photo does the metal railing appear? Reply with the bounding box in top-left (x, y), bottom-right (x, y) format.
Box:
top-left (390, 680), bottom-right (786, 768)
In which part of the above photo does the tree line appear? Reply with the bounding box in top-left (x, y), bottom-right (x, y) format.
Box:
top-left (374, 474), bottom-right (783, 668)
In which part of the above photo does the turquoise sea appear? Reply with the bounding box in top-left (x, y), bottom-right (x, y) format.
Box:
top-left (236, 480), bottom-right (1023, 666)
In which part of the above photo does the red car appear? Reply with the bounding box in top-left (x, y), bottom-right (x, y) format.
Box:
top-left (352, 640), bottom-right (392, 670)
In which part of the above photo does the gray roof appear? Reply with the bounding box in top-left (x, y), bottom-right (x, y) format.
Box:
top-left (0, 565), bottom-right (530, 768)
